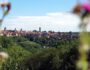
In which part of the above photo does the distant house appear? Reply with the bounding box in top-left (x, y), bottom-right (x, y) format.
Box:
top-left (0, 28), bottom-right (79, 40)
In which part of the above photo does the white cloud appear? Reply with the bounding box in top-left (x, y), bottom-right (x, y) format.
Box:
top-left (2, 12), bottom-right (81, 32)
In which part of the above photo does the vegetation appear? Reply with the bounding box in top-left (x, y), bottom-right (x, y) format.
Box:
top-left (0, 36), bottom-right (80, 70)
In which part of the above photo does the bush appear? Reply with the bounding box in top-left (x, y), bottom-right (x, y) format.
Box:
top-left (23, 46), bottom-right (79, 70)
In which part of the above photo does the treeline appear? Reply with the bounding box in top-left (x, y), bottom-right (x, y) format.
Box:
top-left (0, 36), bottom-right (79, 70)
top-left (25, 35), bottom-right (79, 48)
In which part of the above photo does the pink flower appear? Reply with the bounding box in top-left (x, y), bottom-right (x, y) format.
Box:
top-left (82, 3), bottom-right (90, 12)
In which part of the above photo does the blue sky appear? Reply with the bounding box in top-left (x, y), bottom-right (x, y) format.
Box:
top-left (9, 0), bottom-right (87, 16)
top-left (10, 0), bottom-right (76, 16)
top-left (1, 0), bottom-right (90, 32)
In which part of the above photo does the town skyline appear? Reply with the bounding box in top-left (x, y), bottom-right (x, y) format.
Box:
top-left (1, 26), bottom-right (80, 32)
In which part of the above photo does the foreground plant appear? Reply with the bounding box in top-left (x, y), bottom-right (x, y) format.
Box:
top-left (0, 52), bottom-right (9, 69)
top-left (73, 0), bottom-right (90, 70)
top-left (0, 1), bottom-right (11, 25)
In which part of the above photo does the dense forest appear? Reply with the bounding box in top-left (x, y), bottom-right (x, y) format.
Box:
top-left (0, 36), bottom-right (80, 70)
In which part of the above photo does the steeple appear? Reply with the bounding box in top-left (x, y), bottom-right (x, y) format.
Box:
top-left (39, 27), bottom-right (41, 32)
top-left (4, 27), bottom-right (6, 31)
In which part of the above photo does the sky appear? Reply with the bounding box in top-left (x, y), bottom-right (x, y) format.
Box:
top-left (0, 0), bottom-right (90, 32)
